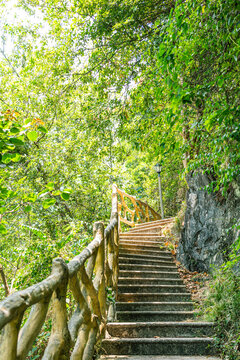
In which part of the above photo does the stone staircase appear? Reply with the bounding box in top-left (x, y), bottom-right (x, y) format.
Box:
top-left (101, 219), bottom-right (220, 360)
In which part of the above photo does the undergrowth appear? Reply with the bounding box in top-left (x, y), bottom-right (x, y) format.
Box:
top-left (201, 235), bottom-right (240, 360)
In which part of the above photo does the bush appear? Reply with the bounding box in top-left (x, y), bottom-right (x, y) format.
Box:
top-left (202, 237), bottom-right (240, 359)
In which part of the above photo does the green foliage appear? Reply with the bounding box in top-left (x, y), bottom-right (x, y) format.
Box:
top-left (202, 236), bottom-right (240, 359)
top-left (26, 318), bottom-right (52, 359)
top-left (155, 0), bottom-right (240, 193)
top-left (0, 10), bottom-right (239, 360)
top-left (0, 0), bottom-right (181, 298)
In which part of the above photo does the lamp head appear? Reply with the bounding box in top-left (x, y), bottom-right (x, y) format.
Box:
top-left (154, 163), bottom-right (162, 174)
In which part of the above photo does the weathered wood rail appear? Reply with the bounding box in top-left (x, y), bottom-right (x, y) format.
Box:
top-left (116, 186), bottom-right (161, 230)
top-left (0, 185), bottom-right (160, 360)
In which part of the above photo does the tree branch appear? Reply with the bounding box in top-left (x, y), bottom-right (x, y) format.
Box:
top-left (0, 49), bottom-right (21, 78)
top-left (0, 264), bottom-right (10, 297)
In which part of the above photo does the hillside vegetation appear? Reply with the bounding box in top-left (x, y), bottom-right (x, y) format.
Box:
top-left (0, 0), bottom-right (239, 358)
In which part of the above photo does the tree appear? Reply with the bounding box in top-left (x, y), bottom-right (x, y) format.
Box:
top-left (1, 0), bottom-right (238, 298)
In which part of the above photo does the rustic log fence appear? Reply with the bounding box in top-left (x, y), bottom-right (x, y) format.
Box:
top-left (116, 186), bottom-right (161, 230)
top-left (0, 184), bottom-right (159, 359)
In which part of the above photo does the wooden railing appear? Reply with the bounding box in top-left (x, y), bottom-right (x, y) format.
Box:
top-left (0, 185), bottom-right (159, 359)
top-left (115, 185), bottom-right (161, 230)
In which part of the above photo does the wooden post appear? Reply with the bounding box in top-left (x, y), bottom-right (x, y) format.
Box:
top-left (17, 297), bottom-right (51, 360)
top-left (71, 322), bottom-right (91, 360)
top-left (0, 312), bottom-right (23, 360)
top-left (42, 258), bottom-right (70, 360)
top-left (93, 222), bottom-right (106, 319)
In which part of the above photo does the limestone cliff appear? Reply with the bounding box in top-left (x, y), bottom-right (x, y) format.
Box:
top-left (177, 172), bottom-right (240, 272)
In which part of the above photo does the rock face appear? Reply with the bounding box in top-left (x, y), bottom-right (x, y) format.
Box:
top-left (177, 172), bottom-right (240, 272)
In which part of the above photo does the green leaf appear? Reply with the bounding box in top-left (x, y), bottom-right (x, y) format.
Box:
top-left (5, 143), bottom-right (15, 150)
top-left (42, 198), bottom-right (56, 209)
top-left (0, 187), bottom-right (10, 199)
top-left (46, 182), bottom-right (54, 191)
top-left (38, 126), bottom-right (48, 133)
top-left (2, 153), bottom-right (12, 164)
top-left (28, 193), bottom-right (37, 202)
top-left (0, 223), bottom-right (7, 234)
top-left (9, 137), bottom-right (24, 145)
top-left (2, 153), bottom-right (21, 164)
top-left (11, 153), bottom-right (22, 162)
top-left (27, 131), bottom-right (38, 142)
top-left (61, 191), bottom-right (70, 200)
top-left (0, 206), bottom-right (7, 214)
top-left (10, 127), bottom-right (20, 134)
top-left (24, 205), bottom-right (32, 212)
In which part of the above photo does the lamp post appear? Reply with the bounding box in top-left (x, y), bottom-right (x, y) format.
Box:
top-left (154, 163), bottom-right (164, 219)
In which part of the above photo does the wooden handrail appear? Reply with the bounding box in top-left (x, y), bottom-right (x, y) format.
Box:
top-left (0, 184), bottom-right (158, 359)
top-left (114, 184), bottom-right (161, 230)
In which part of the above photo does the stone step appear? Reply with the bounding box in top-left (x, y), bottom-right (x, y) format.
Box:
top-left (117, 293), bottom-right (192, 302)
top-left (120, 233), bottom-right (164, 237)
top-left (128, 227), bottom-right (163, 234)
top-left (120, 237), bottom-right (164, 242)
top-left (101, 337), bottom-right (215, 356)
top-left (132, 221), bottom-right (173, 232)
top-left (119, 244), bottom-right (163, 252)
top-left (119, 248), bottom-right (170, 256)
top-left (119, 258), bottom-right (173, 267)
top-left (119, 245), bottom-right (164, 253)
top-left (119, 240), bottom-right (163, 246)
top-left (107, 321), bottom-right (214, 338)
top-left (102, 224), bottom-right (219, 359)
top-left (128, 228), bottom-right (161, 234)
top-left (119, 242), bottom-right (166, 248)
top-left (120, 237), bottom-right (162, 242)
top-left (101, 355), bottom-right (220, 360)
top-left (119, 264), bottom-right (178, 272)
top-left (116, 302), bottom-right (193, 312)
top-left (135, 218), bottom-right (174, 227)
top-left (116, 311), bottom-right (195, 322)
top-left (129, 223), bottom-right (163, 229)
top-left (120, 252), bottom-right (172, 261)
top-left (118, 277), bottom-right (184, 285)
top-left (119, 253), bottom-right (172, 265)
top-left (119, 244), bottom-right (165, 250)
top-left (118, 285), bottom-right (187, 294)
top-left (119, 271), bottom-right (180, 279)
